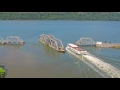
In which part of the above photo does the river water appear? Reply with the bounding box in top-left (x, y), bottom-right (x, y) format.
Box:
top-left (0, 20), bottom-right (120, 78)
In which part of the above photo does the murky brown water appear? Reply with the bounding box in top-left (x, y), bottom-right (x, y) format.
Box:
top-left (0, 20), bottom-right (120, 78)
top-left (0, 45), bottom-right (105, 78)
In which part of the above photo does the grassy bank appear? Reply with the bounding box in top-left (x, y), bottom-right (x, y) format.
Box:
top-left (0, 67), bottom-right (5, 78)
top-left (0, 12), bottom-right (120, 20)
top-left (113, 46), bottom-right (120, 49)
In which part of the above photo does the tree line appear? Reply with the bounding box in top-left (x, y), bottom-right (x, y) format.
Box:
top-left (0, 12), bottom-right (120, 20)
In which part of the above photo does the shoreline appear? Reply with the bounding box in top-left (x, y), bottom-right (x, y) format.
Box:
top-left (0, 20), bottom-right (120, 21)
top-left (0, 12), bottom-right (120, 21)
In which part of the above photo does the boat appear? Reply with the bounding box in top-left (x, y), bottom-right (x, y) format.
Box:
top-left (66, 43), bottom-right (88, 55)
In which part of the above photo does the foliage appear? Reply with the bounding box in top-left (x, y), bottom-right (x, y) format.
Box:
top-left (0, 12), bottom-right (120, 20)
top-left (0, 66), bottom-right (7, 78)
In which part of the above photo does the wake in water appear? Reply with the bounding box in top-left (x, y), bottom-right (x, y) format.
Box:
top-left (66, 48), bottom-right (120, 78)
top-left (83, 54), bottom-right (120, 78)
top-left (66, 48), bottom-right (109, 78)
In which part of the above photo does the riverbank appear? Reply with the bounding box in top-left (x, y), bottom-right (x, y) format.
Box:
top-left (0, 12), bottom-right (120, 20)
top-left (113, 46), bottom-right (120, 49)
top-left (96, 43), bottom-right (120, 48)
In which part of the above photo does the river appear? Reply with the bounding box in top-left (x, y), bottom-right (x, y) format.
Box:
top-left (0, 20), bottom-right (120, 78)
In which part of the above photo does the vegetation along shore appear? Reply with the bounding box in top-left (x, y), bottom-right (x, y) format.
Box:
top-left (0, 12), bottom-right (120, 20)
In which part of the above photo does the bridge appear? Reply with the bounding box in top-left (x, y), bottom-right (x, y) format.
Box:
top-left (76, 37), bottom-right (96, 46)
top-left (39, 34), bottom-right (65, 52)
top-left (0, 36), bottom-right (5, 44)
top-left (76, 37), bottom-right (120, 48)
top-left (0, 36), bottom-right (25, 45)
